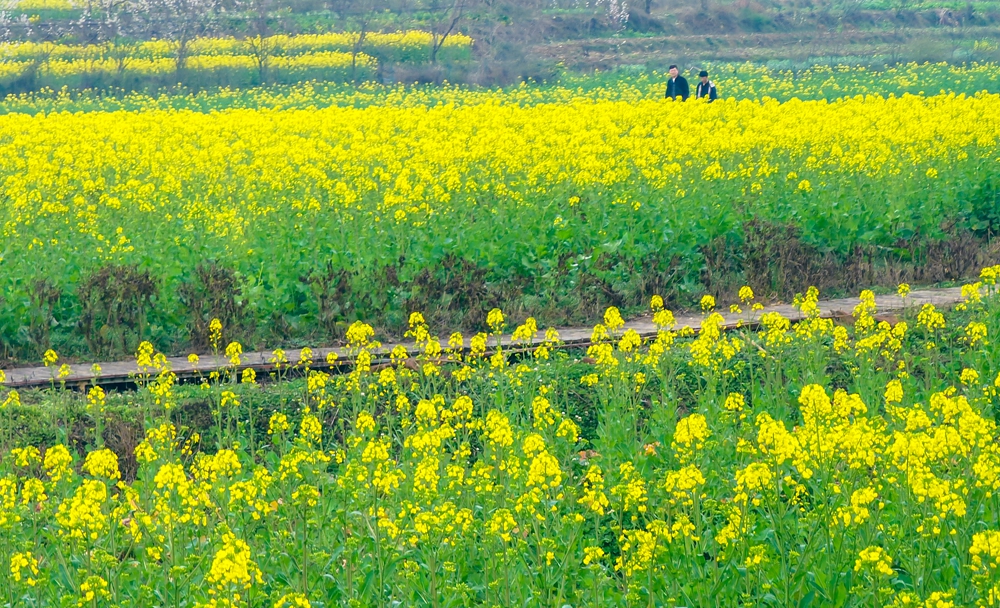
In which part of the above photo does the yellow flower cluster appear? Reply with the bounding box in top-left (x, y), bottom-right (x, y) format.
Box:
top-left (855, 545), bottom-right (894, 577)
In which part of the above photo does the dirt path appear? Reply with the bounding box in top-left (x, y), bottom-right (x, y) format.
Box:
top-left (1, 286), bottom-right (965, 389)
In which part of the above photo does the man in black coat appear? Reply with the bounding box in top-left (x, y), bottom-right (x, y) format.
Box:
top-left (695, 70), bottom-right (718, 101)
top-left (665, 65), bottom-right (689, 101)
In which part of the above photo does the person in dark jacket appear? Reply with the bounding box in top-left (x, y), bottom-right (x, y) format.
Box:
top-left (664, 65), bottom-right (689, 101)
top-left (695, 70), bottom-right (718, 101)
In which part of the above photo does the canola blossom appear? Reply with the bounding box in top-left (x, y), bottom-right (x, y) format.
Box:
top-left (0, 76), bottom-right (998, 353)
top-left (1, 272), bottom-right (1000, 605)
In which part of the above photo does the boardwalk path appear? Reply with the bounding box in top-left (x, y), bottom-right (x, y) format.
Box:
top-left (2, 287), bottom-right (965, 389)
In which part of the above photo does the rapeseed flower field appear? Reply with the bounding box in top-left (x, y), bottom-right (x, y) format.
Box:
top-left (1, 58), bottom-right (1000, 606)
top-left (2, 61), bottom-right (997, 114)
top-left (1, 270), bottom-right (1000, 606)
top-left (0, 62), bottom-right (998, 357)
top-left (0, 31), bottom-right (474, 89)
top-left (1, 32), bottom-right (474, 63)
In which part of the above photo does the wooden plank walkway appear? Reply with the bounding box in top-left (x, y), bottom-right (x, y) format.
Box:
top-left (0, 287), bottom-right (966, 390)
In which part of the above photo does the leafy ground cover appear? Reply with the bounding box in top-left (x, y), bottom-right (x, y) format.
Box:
top-left (0, 270), bottom-right (999, 605)
top-left (0, 63), bottom-right (998, 362)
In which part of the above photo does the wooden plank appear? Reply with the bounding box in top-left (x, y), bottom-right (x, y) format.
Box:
top-left (0, 287), bottom-right (966, 389)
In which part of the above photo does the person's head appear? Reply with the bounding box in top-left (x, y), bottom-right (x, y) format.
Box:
top-left (699, 70), bottom-right (709, 83)
top-left (669, 65), bottom-right (679, 78)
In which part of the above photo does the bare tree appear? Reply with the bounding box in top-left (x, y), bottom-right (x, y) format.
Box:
top-left (426, 0), bottom-right (468, 64)
top-left (0, 2), bottom-right (82, 88)
top-left (350, 0), bottom-right (380, 82)
top-left (244, 33), bottom-right (275, 81)
top-left (235, 0), bottom-right (278, 81)
top-left (78, 0), bottom-right (144, 77)
top-left (144, 0), bottom-right (222, 73)
top-left (329, 0), bottom-right (380, 81)
top-left (467, 0), bottom-right (519, 83)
